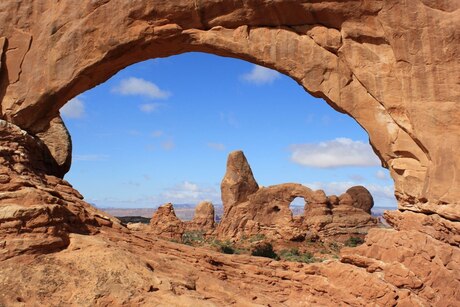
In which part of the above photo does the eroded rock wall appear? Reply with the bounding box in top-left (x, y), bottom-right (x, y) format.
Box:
top-left (0, 0), bottom-right (458, 218)
top-left (217, 151), bottom-right (379, 240)
top-left (0, 1), bottom-right (458, 306)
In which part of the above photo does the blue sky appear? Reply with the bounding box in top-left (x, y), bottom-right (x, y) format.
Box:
top-left (61, 52), bottom-right (396, 209)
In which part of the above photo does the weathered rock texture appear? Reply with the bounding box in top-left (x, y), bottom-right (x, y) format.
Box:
top-left (0, 1), bottom-right (459, 306)
top-left (345, 186), bottom-right (374, 214)
top-left (0, 0), bottom-right (458, 218)
top-left (217, 151), bottom-right (379, 240)
top-left (185, 201), bottom-right (215, 234)
top-left (149, 203), bottom-right (185, 241)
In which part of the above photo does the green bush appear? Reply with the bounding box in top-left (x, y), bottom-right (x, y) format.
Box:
top-left (279, 248), bottom-right (319, 263)
top-left (211, 239), bottom-right (236, 254)
top-left (344, 236), bottom-right (364, 247)
top-left (251, 242), bottom-right (279, 260)
top-left (220, 244), bottom-right (235, 254)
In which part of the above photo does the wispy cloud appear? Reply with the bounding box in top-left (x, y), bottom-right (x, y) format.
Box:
top-left (89, 181), bottom-right (221, 208)
top-left (290, 138), bottom-right (381, 168)
top-left (151, 130), bottom-right (164, 138)
top-left (375, 170), bottom-right (388, 180)
top-left (61, 97), bottom-right (85, 119)
top-left (139, 103), bottom-right (163, 113)
top-left (220, 112), bottom-right (239, 128)
top-left (161, 140), bottom-right (175, 151)
top-left (74, 154), bottom-right (109, 161)
top-left (241, 65), bottom-right (280, 85)
top-left (112, 77), bottom-right (170, 99)
top-left (207, 142), bottom-right (225, 151)
top-left (161, 181), bottom-right (220, 204)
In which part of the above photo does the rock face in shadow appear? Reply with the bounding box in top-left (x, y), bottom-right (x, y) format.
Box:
top-left (346, 186), bottom-right (374, 214)
top-left (149, 203), bottom-right (185, 241)
top-left (217, 151), bottom-right (378, 241)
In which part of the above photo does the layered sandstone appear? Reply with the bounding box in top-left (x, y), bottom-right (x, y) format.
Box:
top-left (0, 0), bottom-right (458, 218)
top-left (217, 151), bottom-right (379, 241)
top-left (0, 120), bottom-right (121, 261)
top-left (185, 201), bottom-right (215, 235)
top-left (149, 203), bottom-right (185, 241)
top-left (0, 1), bottom-right (458, 306)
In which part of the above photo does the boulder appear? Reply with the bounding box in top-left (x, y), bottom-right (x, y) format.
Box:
top-left (346, 186), bottom-right (374, 214)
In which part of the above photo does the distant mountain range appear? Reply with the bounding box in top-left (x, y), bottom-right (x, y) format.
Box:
top-left (101, 204), bottom-right (396, 222)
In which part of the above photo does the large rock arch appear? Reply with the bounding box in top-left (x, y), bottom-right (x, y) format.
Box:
top-left (1, 0), bottom-right (458, 219)
top-left (0, 1), bottom-right (458, 305)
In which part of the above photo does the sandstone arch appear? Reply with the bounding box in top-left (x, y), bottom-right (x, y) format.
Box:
top-left (1, 0), bottom-right (458, 220)
top-left (0, 1), bottom-right (459, 306)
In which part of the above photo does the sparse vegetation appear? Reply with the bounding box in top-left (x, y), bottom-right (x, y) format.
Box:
top-left (220, 244), bottom-right (235, 254)
top-left (182, 231), bottom-right (205, 245)
top-left (251, 242), bottom-right (279, 260)
top-left (329, 242), bottom-right (341, 252)
top-left (279, 248), bottom-right (321, 263)
top-left (344, 236), bottom-right (364, 247)
top-left (248, 234), bottom-right (266, 242)
top-left (211, 239), bottom-right (236, 254)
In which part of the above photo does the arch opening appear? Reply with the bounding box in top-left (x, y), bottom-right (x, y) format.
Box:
top-left (59, 52), bottom-right (396, 220)
top-left (289, 197), bottom-right (305, 218)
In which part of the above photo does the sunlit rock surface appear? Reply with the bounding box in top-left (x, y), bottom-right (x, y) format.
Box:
top-left (0, 1), bottom-right (458, 305)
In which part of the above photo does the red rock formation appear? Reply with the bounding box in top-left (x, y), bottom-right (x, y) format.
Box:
top-left (149, 203), bottom-right (185, 241)
top-left (346, 186), bottom-right (374, 214)
top-left (0, 1), bottom-right (458, 305)
top-left (1, 1), bottom-right (458, 217)
top-left (185, 201), bottom-right (215, 235)
top-left (217, 151), bottom-right (378, 241)
top-left (0, 120), bottom-right (121, 261)
top-left (221, 151), bottom-right (259, 210)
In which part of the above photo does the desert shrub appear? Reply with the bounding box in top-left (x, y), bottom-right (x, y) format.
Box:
top-left (329, 242), bottom-right (341, 252)
top-left (248, 234), bottom-right (266, 242)
top-left (251, 242), bottom-right (279, 260)
top-left (211, 239), bottom-right (235, 254)
top-left (182, 231), bottom-right (205, 245)
top-left (344, 236), bottom-right (364, 247)
top-left (279, 248), bottom-right (319, 263)
top-left (220, 244), bottom-right (235, 254)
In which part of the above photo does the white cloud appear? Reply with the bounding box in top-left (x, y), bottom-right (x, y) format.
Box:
top-left (376, 170), bottom-right (387, 180)
top-left (241, 65), bottom-right (280, 85)
top-left (61, 97), bottom-right (85, 119)
top-left (112, 77), bottom-right (170, 99)
top-left (151, 130), bottom-right (164, 138)
top-left (161, 181), bottom-right (220, 204)
top-left (161, 140), bottom-right (175, 151)
top-left (74, 154), bottom-right (109, 161)
top-left (139, 103), bottom-right (162, 113)
top-left (290, 138), bottom-right (381, 168)
top-left (207, 142), bottom-right (225, 151)
top-left (89, 181), bottom-right (221, 208)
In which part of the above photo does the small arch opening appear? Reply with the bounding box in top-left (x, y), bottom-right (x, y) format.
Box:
top-left (289, 197), bottom-right (306, 218)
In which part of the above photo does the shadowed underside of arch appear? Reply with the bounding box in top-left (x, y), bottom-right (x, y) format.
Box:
top-left (0, 1), bottom-right (458, 306)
